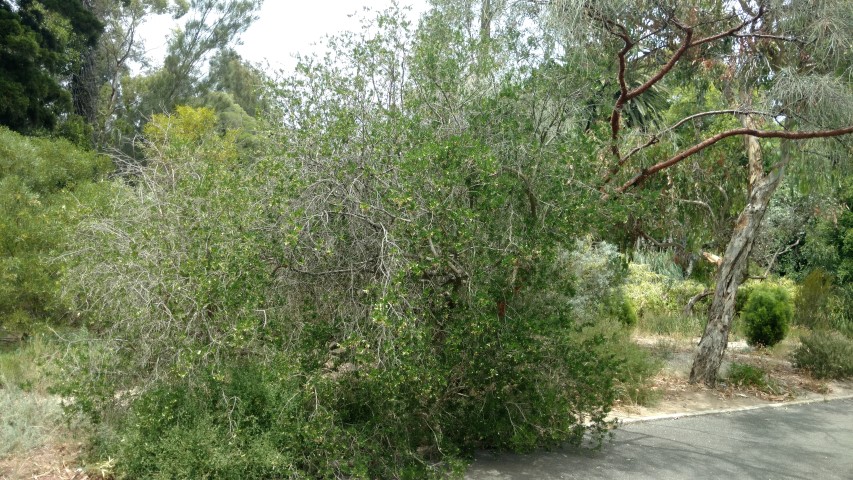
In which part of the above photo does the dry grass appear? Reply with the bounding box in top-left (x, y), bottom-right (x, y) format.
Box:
top-left (0, 337), bottom-right (94, 480)
top-left (0, 438), bottom-right (90, 480)
top-left (0, 387), bottom-right (64, 459)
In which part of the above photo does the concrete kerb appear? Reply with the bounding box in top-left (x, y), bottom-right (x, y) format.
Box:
top-left (615, 393), bottom-right (853, 425)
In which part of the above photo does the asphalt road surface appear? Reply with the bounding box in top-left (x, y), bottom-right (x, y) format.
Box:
top-left (466, 398), bottom-right (853, 480)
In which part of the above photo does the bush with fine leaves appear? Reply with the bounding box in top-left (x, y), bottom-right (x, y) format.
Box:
top-left (793, 331), bottom-right (853, 379)
top-left (0, 127), bottom-right (111, 333)
top-left (742, 284), bottom-right (793, 347)
top-left (58, 8), bottom-right (658, 474)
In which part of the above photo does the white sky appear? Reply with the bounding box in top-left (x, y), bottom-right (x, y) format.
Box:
top-left (140, 0), bottom-right (430, 73)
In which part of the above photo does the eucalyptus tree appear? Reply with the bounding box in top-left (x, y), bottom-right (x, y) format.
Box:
top-left (71, 0), bottom-right (175, 148)
top-left (144, 0), bottom-right (262, 111)
top-left (90, 0), bottom-right (262, 155)
top-left (548, 0), bottom-right (853, 385)
top-left (204, 48), bottom-right (270, 117)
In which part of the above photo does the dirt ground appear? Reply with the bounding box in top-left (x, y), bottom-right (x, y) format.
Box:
top-left (3, 336), bottom-right (852, 479)
top-left (611, 335), bottom-right (853, 423)
top-left (0, 440), bottom-right (89, 480)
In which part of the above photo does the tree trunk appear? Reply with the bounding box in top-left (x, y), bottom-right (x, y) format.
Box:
top-left (71, 42), bottom-right (99, 126)
top-left (689, 117), bottom-right (786, 386)
top-left (480, 0), bottom-right (492, 44)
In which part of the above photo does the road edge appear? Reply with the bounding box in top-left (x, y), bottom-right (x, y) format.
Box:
top-left (616, 393), bottom-right (853, 425)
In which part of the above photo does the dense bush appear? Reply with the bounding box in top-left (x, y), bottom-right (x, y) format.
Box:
top-left (623, 263), bottom-right (707, 326)
top-left (725, 362), bottom-right (782, 394)
top-left (742, 285), bottom-right (793, 347)
top-left (631, 247), bottom-right (685, 281)
top-left (793, 331), bottom-right (853, 379)
top-left (736, 278), bottom-right (798, 315)
top-left (90, 317), bottom-right (645, 479)
top-left (606, 325), bottom-right (662, 405)
top-left (735, 282), bottom-right (755, 314)
top-left (794, 182), bottom-right (853, 338)
top-left (826, 289), bottom-right (853, 338)
top-left (0, 127), bottom-right (111, 333)
top-left (726, 362), bottom-right (767, 389)
top-left (794, 269), bottom-right (833, 329)
top-left (59, 102), bottom-right (627, 478)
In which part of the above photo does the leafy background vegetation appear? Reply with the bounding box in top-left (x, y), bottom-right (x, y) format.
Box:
top-left (0, 0), bottom-right (851, 478)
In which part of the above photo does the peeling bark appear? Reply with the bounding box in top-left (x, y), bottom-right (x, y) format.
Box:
top-left (689, 116), bottom-right (785, 386)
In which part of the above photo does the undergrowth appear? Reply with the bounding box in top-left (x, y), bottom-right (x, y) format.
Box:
top-left (793, 331), bottom-right (853, 380)
top-left (0, 337), bottom-right (64, 460)
top-left (725, 362), bottom-right (781, 394)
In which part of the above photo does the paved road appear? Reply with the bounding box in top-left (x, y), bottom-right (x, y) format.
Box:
top-left (466, 398), bottom-right (853, 480)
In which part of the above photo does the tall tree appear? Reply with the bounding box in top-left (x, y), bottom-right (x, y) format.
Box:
top-left (142, 0), bottom-right (262, 112)
top-left (204, 48), bottom-right (268, 118)
top-left (0, 0), bottom-right (102, 133)
top-left (106, 0), bottom-right (261, 156)
top-left (558, 0), bottom-right (853, 385)
top-left (72, 0), bottom-right (172, 145)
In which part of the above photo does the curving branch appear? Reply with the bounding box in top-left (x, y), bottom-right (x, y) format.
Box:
top-left (689, 5), bottom-right (764, 47)
top-left (616, 125), bottom-right (853, 193)
top-left (616, 109), bottom-right (781, 167)
top-left (597, 5), bottom-right (767, 185)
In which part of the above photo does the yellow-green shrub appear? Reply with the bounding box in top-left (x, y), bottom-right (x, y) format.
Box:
top-left (623, 263), bottom-right (706, 319)
top-left (0, 128), bottom-right (112, 332)
top-left (793, 331), bottom-right (853, 379)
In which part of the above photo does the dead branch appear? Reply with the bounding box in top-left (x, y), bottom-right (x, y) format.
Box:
top-left (684, 289), bottom-right (713, 316)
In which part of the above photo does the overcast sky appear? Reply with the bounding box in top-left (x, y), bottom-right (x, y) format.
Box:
top-left (140, 1), bottom-right (430, 73)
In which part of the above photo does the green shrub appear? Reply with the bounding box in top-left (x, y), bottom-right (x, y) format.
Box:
top-left (84, 315), bottom-right (625, 479)
top-left (735, 282), bottom-right (755, 314)
top-left (623, 263), bottom-right (707, 321)
top-left (0, 338), bottom-right (66, 460)
top-left (726, 362), bottom-right (782, 394)
top-left (0, 127), bottom-right (111, 332)
top-left (794, 269), bottom-right (833, 329)
top-left (603, 294), bottom-right (637, 327)
top-left (726, 362), bottom-right (767, 388)
top-left (0, 336), bottom-right (53, 393)
top-left (614, 295), bottom-right (639, 327)
top-left (639, 312), bottom-right (706, 338)
top-left (631, 247), bottom-right (684, 281)
top-left (103, 362), bottom-right (320, 479)
top-left (736, 278), bottom-right (798, 316)
top-left (608, 330), bottom-right (662, 405)
top-left (565, 238), bottom-right (629, 322)
top-left (60, 108), bottom-right (624, 478)
top-left (826, 289), bottom-right (853, 338)
top-left (793, 331), bottom-right (853, 379)
top-left (742, 284), bottom-right (793, 347)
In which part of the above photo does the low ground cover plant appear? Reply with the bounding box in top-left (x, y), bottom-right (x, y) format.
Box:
top-left (0, 337), bottom-right (64, 460)
top-left (793, 331), bottom-right (853, 380)
top-left (725, 362), bottom-right (778, 393)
